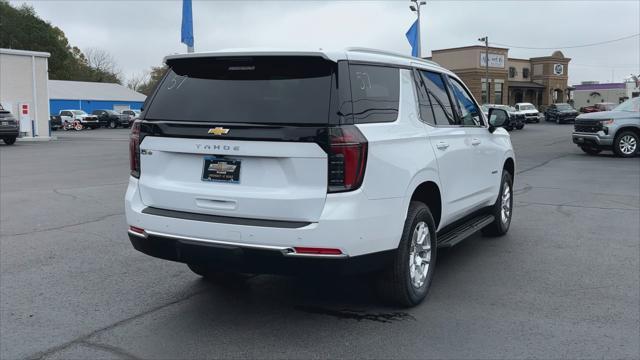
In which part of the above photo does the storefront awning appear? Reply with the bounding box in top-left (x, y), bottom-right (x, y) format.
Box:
top-left (509, 81), bottom-right (545, 89)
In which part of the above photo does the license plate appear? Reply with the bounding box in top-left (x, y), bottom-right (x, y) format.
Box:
top-left (1, 121), bottom-right (7, 126)
top-left (202, 157), bottom-right (241, 183)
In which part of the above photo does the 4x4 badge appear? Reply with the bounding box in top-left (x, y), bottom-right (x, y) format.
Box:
top-left (208, 127), bottom-right (230, 136)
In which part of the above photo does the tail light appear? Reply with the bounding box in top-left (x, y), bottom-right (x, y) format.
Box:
top-left (129, 120), bottom-right (141, 178)
top-left (327, 125), bottom-right (367, 193)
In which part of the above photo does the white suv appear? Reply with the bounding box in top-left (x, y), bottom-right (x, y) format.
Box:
top-left (125, 48), bottom-right (515, 306)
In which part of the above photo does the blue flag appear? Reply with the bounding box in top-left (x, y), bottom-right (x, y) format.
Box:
top-left (405, 19), bottom-right (419, 57)
top-left (181, 0), bottom-right (194, 48)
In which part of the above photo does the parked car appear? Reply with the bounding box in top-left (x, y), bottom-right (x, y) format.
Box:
top-left (544, 103), bottom-right (579, 124)
top-left (0, 105), bottom-right (19, 145)
top-left (579, 102), bottom-right (616, 114)
top-left (121, 109), bottom-right (141, 122)
top-left (50, 115), bottom-right (62, 130)
top-left (514, 102), bottom-right (541, 123)
top-left (59, 110), bottom-right (100, 129)
top-left (125, 48), bottom-right (516, 307)
top-left (572, 97), bottom-right (640, 157)
top-left (481, 104), bottom-right (525, 130)
top-left (92, 109), bottom-right (131, 128)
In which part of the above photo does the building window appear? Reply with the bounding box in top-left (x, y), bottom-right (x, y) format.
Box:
top-left (481, 79), bottom-right (489, 104)
top-left (522, 68), bottom-right (529, 79)
top-left (509, 67), bottom-right (516, 78)
top-left (494, 82), bottom-right (503, 104)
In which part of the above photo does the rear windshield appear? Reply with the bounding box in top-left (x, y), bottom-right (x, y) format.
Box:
top-left (145, 56), bottom-right (335, 124)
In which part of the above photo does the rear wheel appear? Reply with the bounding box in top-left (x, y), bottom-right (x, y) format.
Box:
top-left (74, 123), bottom-right (83, 131)
top-left (376, 201), bottom-right (437, 307)
top-left (516, 123), bottom-right (524, 130)
top-left (109, 120), bottom-right (117, 129)
top-left (482, 171), bottom-right (513, 236)
top-left (580, 146), bottom-right (601, 155)
top-left (613, 131), bottom-right (639, 157)
top-left (3, 137), bottom-right (16, 145)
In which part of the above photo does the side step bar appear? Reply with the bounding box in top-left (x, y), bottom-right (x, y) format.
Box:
top-left (437, 214), bottom-right (495, 248)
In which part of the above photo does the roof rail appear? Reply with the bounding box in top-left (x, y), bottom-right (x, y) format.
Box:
top-left (345, 47), bottom-right (441, 67)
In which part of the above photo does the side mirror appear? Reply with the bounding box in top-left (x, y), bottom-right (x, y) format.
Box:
top-left (488, 108), bottom-right (509, 133)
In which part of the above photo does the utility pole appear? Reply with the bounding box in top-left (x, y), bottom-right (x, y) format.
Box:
top-left (410, 0), bottom-right (426, 58)
top-left (479, 36), bottom-right (489, 103)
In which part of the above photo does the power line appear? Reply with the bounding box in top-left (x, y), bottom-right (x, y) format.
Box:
top-left (490, 33), bottom-right (640, 50)
top-left (572, 63), bottom-right (640, 69)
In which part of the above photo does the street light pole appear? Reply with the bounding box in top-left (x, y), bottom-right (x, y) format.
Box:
top-left (479, 36), bottom-right (489, 103)
top-left (410, 0), bottom-right (426, 58)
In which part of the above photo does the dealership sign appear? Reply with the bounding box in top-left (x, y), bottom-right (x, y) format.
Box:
top-left (554, 64), bottom-right (564, 75)
top-left (480, 53), bottom-right (505, 68)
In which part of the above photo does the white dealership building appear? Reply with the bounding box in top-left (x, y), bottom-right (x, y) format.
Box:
top-left (0, 48), bottom-right (51, 139)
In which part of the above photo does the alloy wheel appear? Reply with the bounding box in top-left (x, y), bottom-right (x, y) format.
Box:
top-left (618, 135), bottom-right (637, 155)
top-left (501, 182), bottom-right (512, 224)
top-left (409, 221), bottom-right (431, 289)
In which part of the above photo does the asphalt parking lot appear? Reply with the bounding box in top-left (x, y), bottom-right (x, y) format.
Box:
top-left (1, 123), bottom-right (639, 359)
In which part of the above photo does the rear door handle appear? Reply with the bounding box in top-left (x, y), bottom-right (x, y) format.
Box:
top-left (471, 138), bottom-right (481, 146)
top-left (436, 141), bottom-right (450, 150)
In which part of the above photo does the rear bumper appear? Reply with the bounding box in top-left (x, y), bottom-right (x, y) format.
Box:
top-left (572, 132), bottom-right (613, 147)
top-left (0, 127), bottom-right (19, 137)
top-left (125, 177), bottom-right (405, 261)
top-left (128, 231), bottom-right (393, 275)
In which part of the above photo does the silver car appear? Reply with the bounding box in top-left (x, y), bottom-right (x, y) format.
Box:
top-left (572, 97), bottom-right (640, 157)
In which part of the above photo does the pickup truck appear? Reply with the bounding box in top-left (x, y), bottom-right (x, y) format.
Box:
top-left (91, 109), bottom-right (131, 128)
top-left (59, 110), bottom-right (100, 129)
top-left (579, 102), bottom-right (616, 114)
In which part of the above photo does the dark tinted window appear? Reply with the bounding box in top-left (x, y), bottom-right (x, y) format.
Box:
top-left (418, 70), bottom-right (456, 125)
top-left (411, 70), bottom-right (436, 126)
top-left (448, 77), bottom-right (483, 126)
top-left (349, 65), bottom-right (399, 123)
top-left (145, 56), bottom-right (335, 124)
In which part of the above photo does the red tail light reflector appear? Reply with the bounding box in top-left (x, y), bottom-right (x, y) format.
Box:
top-left (293, 247), bottom-right (343, 255)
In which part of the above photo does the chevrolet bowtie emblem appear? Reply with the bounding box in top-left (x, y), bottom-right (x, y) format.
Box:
top-left (208, 127), bottom-right (230, 136)
top-left (209, 162), bottom-right (237, 174)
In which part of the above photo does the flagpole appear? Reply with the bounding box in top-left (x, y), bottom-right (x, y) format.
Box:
top-left (410, 0), bottom-right (426, 58)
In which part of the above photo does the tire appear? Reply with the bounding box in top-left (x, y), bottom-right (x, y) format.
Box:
top-left (74, 123), bottom-right (83, 131)
top-left (3, 137), bottom-right (16, 145)
top-left (516, 123), bottom-right (524, 130)
top-left (187, 263), bottom-right (251, 282)
top-left (555, 117), bottom-right (561, 124)
top-left (482, 170), bottom-right (513, 237)
top-left (109, 120), bottom-right (117, 129)
top-left (613, 131), bottom-right (639, 158)
top-left (376, 201), bottom-right (437, 307)
top-left (580, 146), bottom-right (602, 155)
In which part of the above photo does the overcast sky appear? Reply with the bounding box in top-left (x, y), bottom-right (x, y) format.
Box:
top-left (15, 0), bottom-right (640, 85)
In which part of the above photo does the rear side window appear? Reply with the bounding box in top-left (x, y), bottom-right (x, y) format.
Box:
top-left (448, 77), bottom-right (483, 126)
top-left (418, 70), bottom-right (456, 125)
top-left (145, 56), bottom-right (335, 124)
top-left (349, 65), bottom-right (399, 123)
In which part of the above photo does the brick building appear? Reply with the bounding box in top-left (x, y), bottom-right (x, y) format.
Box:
top-left (427, 46), bottom-right (571, 109)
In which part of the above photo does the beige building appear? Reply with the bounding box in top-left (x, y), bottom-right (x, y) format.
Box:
top-left (0, 48), bottom-right (51, 139)
top-left (428, 46), bottom-right (571, 109)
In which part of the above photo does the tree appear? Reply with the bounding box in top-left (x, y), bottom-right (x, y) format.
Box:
top-left (0, 1), bottom-right (121, 83)
top-left (127, 71), bottom-right (151, 93)
top-left (84, 47), bottom-right (122, 83)
top-left (134, 65), bottom-right (168, 96)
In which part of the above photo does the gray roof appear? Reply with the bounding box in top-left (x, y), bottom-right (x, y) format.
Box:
top-left (48, 80), bottom-right (146, 102)
top-left (0, 48), bottom-right (50, 58)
